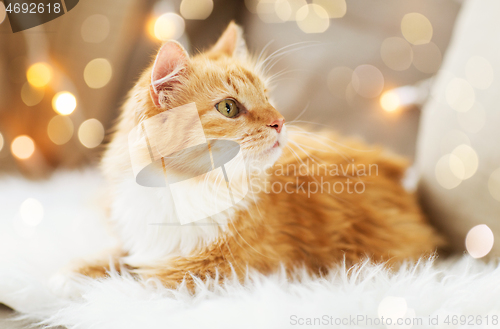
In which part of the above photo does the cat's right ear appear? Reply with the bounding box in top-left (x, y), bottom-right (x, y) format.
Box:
top-left (150, 41), bottom-right (189, 107)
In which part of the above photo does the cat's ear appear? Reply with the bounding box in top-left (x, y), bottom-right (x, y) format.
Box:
top-left (210, 21), bottom-right (248, 58)
top-left (150, 41), bottom-right (189, 107)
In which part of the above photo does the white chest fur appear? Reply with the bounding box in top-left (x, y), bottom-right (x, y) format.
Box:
top-left (110, 171), bottom-right (252, 267)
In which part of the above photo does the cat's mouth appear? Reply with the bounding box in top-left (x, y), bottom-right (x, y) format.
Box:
top-left (273, 141), bottom-right (280, 148)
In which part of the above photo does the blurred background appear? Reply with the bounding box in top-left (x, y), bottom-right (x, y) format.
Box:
top-left (0, 0), bottom-right (463, 178)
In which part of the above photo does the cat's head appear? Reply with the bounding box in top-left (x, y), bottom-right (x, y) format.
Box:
top-left (144, 22), bottom-right (287, 170)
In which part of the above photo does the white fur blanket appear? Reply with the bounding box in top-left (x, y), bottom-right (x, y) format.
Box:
top-left (0, 170), bottom-right (499, 329)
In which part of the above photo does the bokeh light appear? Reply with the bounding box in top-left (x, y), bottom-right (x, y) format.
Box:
top-left (488, 168), bottom-right (500, 202)
top-left (381, 85), bottom-right (419, 112)
top-left (21, 82), bottom-right (45, 106)
top-left (26, 62), bottom-right (52, 88)
top-left (445, 78), bottom-right (475, 113)
top-left (81, 14), bottom-right (110, 43)
top-left (327, 66), bottom-right (353, 99)
top-left (245, 0), bottom-right (259, 13)
top-left (52, 91), bottom-right (77, 115)
top-left (296, 4), bottom-right (329, 34)
top-left (153, 13), bottom-right (185, 41)
top-left (351, 64), bottom-right (384, 98)
top-left (380, 37), bottom-right (413, 71)
top-left (412, 42), bottom-right (442, 74)
top-left (0, 1), bottom-right (6, 24)
top-left (11, 135), bottom-right (35, 160)
top-left (84, 58), bottom-right (112, 89)
top-left (0, 132), bottom-right (4, 152)
top-left (440, 129), bottom-right (471, 154)
top-left (274, 0), bottom-right (292, 22)
top-left (466, 224), bottom-right (494, 258)
top-left (345, 82), bottom-right (357, 107)
top-left (312, 0), bottom-right (346, 18)
top-left (447, 153), bottom-right (465, 182)
top-left (257, 0), bottom-right (284, 23)
top-left (19, 198), bottom-right (44, 227)
top-left (47, 115), bottom-right (74, 145)
top-left (450, 144), bottom-right (478, 180)
top-left (78, 119), bottom-right (105, 149)
top-left (435, 154), bottom-right (462, 189)
top-left (180, 0), bottom-right (213, 20)
top-left (288, 0), bottom-right (308, 21)
top-left (457, 102), bottom-right (486, 134)
top-left (252, 0), bottom-right (307, 22)
top-left (465, 56), bottom-right (494, 90)
top-left (401, 13), bottom-right (433, 45)
top-left (380, 90), bottom-right (400, 112)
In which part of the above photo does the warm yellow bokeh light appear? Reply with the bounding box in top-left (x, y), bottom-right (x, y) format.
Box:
top-left (257, 0), bottom-right (283, 23)
top-left (380, 91), bottom-right (400, 112)
top-left (450, 144), bottom-right (478, 180)
top-left (27, 62), bottom-right (52, 88)
top-left (435, 154), bottom-right (462, 189)
top-left (287, 0), bottom-right (308, 21)
top-left (488, 168), bottom-right (500, 202)
top-left (466, 224), bottom-right (494, 258)
top-left (274, 0), bottom-right (292, 21)
top-left (401, 13), bottom-right (433, 45)
top-left (153, 13), bottom-right (185, 41)
top-left (47, 115), bottom-right (74, 145)
top-left (448, 153), bottom-right (465, 181)
top-left (11, 135), bottom-right (35, 160)
top-left (180, 0), bottom-right (213, 20)
top-left (21, 82), bottom-right (45, 106)
top-left (84, 58), bottom-right (112, 89)
top-left (0, 132), bottom-right (4, 152)
top-left (78, 119), bottom-right (105, 149)
top-left (488, 168), bottom-right (500, 201)
top-left (255, 0), bottom-right (307, 22)
top-left (0, 1), bottom-right (6, 25)
top-left (313, 0), bottom-right (346, 18)
top-left (52, 91), bottom-right (77, 115)
top-left (296, 4), bottom-right (329, 34)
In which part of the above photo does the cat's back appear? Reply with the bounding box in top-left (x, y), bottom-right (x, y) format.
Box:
top-left (245, 129), bottom-right (443, 267)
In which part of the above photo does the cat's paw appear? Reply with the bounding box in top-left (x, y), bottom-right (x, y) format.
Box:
top-left (48, 270), bottom-right (87, 300)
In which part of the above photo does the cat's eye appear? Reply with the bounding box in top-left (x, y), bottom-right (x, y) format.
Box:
top-left (216, 99), bottom-right (239, 118)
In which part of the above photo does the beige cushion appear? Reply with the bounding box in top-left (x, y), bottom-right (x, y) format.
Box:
top-left (417, 0), bottom-right (500, 256)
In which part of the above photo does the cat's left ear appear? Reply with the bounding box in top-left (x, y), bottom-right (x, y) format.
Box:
top-left (150, 41), bottom-right (189, 107)
top-left (210, 21), bottom-right (248, 58)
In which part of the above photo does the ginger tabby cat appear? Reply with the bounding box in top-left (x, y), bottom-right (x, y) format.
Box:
top-left (53, 22), bottom-right (443, 294)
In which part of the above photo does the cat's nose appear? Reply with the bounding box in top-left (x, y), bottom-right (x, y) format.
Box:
top-left (268, 118), bottom-right (285, 134)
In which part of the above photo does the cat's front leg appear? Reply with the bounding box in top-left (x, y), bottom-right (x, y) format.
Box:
top-left (135, 253), bottom-right (234, 291)
top-left (49, 247), bottom-right (129, 298)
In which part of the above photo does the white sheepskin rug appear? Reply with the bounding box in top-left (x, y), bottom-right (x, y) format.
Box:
top-left (0, 170), bottom-right (499, 329)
